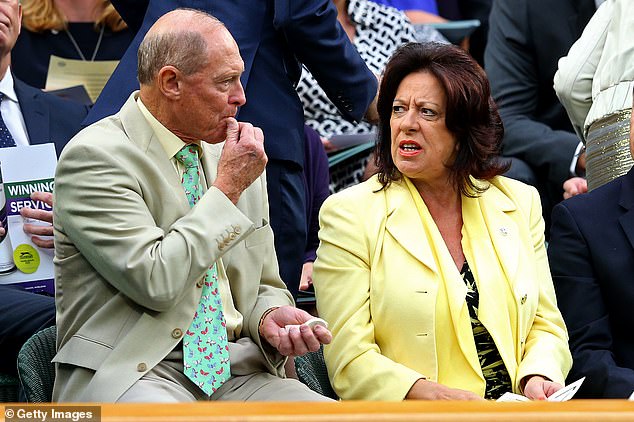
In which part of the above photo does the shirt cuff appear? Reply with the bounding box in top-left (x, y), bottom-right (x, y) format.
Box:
top-left (569, 142), bottom-right (584, 176)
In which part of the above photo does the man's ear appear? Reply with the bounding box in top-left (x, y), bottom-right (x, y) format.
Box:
top-left (156, 66), bottom-right (182, 100)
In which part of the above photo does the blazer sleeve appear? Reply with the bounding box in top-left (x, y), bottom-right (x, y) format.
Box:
top-left (484, 0), bottom-right (579, 187)
top-left (313, 193), bottom-right (424, 401)
top-left (515, 187), bottom-right (572, 386)
top-left (554, 1), bottom-right (611, 141)
top-left (276, 0), bottom-right (378, 124)
top-left (548, 202), bottom-right (634, 398)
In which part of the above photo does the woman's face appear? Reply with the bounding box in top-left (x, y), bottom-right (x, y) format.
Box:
top-left (390, 71), bottom-right (458, 187)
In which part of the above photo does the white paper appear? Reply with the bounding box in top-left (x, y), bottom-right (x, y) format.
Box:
top-left (546, 377), bottom-right (585, 402)
top-left (496, 377), bottom-right (585, 402)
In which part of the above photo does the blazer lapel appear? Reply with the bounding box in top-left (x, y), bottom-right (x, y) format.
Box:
top-left (618, 170), bottom-right (634, 249)
top-left (471, 184), bottom-right (519, 287)
top-left (384, 179), bottom-right (438, 274)
top-left (462, 182), bottom-right (521, 376)
top-left (200, 142), bottom-right (222, 188)
top-left (15, 81), bottom-right (50, 145)
top-left (118, 92), bottom-right (190, 214)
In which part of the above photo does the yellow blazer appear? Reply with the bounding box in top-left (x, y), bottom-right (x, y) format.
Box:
top-left (313, 175), bottom-right (571, 400)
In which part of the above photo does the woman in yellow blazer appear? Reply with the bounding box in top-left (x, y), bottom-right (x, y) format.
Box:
top-left (313, 42), bottom-right (572, 401)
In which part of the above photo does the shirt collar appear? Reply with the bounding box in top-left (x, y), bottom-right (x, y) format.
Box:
top-left (136, 96), bottom-right (202, 160)
top-left (0, 68), bottom-right (19, 103)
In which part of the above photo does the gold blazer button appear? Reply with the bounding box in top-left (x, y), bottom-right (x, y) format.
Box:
top-left (172, 328), bottom-right (183, 339)
top-left (137, 363), bottom-right (147, 372)
top-left (196, 279), bottom-right (204, 288)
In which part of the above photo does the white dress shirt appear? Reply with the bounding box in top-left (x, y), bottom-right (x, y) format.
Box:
top-left (0, 68), bottom-right (30, 147)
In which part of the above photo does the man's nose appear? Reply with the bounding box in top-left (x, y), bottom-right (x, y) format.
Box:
top-left (231, 83), bottom-right (246, 106)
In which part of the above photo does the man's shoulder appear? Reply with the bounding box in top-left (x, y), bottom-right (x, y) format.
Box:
top-left (556, 175), bottom-right (625, 227)
top-left (61, 113), bottom-right (133, 160)
top-left (14, 77), bottom-right (89, 116)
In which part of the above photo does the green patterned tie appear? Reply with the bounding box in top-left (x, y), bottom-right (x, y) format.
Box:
top-left (175, 145), bottom-right (230, 395)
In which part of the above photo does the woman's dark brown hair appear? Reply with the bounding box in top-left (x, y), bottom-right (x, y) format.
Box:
top-left (375, 42), bottom-right (509, 196)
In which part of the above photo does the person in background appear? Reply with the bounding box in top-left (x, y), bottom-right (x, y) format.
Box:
top-left (554, 0), bottom-right (634, 194)
top-left (86, 0), bottom-right (378, 300)
top-left (298, 0), bottom-right (444, 193)
top-left (313, 42), bottom-right (571, 401)
top-left (0, 0), bottom-right (87, 383)
top-left (11, 0), bottom-right (134, 91)
top-left (298, 125), bottom-right (330, 295)
top-left (299, 0), bottom-right (441, 140)
top-left (548, 92), bottom-right (634, 399)
top-left (368, 0), bottom-right (446, 23)
top-left (52, 9), bottom-right (332, 403)
top-left (484, 0), bottom-right (598, 232)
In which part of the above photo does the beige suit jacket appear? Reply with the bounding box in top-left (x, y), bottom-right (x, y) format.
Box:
top-left (52, 93), bottom-right (292, 402)
top-left (313, 175), bottom-right (571, 400)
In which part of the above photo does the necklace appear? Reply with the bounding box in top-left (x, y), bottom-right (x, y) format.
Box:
top-left (64, 24), bottom-right (105, 61)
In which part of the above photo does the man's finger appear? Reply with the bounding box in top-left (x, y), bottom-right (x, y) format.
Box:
top-left (254, 126), bottom-right (264, 143)
top-left (225, 117), bottom-right (239, 143)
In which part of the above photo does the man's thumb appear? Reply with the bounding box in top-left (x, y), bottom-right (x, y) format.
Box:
top-left (225, 117), bottom-right (239, 143)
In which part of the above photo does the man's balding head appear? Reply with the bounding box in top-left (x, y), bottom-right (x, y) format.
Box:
top-left (137, 9), bottom-right (224, 85)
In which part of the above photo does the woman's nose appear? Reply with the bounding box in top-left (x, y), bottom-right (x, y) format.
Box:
top-left (399, 109), bottom-right (418, 132)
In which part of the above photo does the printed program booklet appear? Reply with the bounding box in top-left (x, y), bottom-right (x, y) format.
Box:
top-left (0, 144), bottom-right (57, 294)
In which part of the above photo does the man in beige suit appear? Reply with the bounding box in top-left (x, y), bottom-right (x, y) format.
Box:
top-left (52, 9), bottom-right (332, 402)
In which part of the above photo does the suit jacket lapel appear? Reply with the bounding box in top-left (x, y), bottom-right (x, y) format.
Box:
top-left (118, 92), bottom-right (190, 215)
top-left (14, 79), bottom-right (50, 146)
top-left (618, 169), bottom-right (634, 249)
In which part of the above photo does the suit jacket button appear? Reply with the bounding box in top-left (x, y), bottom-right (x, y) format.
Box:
top-left (234, 226), bottom-right (241, 235)
top-left (218, 243), bottom-right (225, 251)
top-left (196, 279), bottom-right (204, 288)
top-left (137, 363), bottom-right (147, 372)
top-left (172, 328), bottom-right (183, 339)
top-left (229, 232), bottom-right (237, 240)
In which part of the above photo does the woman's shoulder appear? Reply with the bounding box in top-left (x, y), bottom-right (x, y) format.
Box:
top-left (483, 176), bottom-right (540, 206)
top-left (321, 175), bottom-right (390, 219)
top-left (325, 175), bottom-right (384, 204)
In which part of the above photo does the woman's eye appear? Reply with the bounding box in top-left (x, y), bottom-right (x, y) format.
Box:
top-left (392, 105), bottom-right (406, 114)
top-left (420, 108), bottom-right (436, 117)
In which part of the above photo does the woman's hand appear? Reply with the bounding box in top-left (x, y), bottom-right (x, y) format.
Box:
top-left (406, 379), bottom-right (483, 400)
top-left (522, 375), bottom-right (563, 400)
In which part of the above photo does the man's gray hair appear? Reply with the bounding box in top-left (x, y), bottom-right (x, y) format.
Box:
top-left (137, 9), bottom-right (223, 85)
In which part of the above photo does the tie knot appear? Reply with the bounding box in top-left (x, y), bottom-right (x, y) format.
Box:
top-left (175, 145), bottom-right (199, 169)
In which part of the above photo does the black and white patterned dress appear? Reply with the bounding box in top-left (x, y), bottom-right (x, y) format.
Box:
top-left (296, 0), bottom-right (444, 138)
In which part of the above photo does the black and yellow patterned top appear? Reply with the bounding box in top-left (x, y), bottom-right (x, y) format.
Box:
top-left (461, 260), bottom-right (512, 400)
